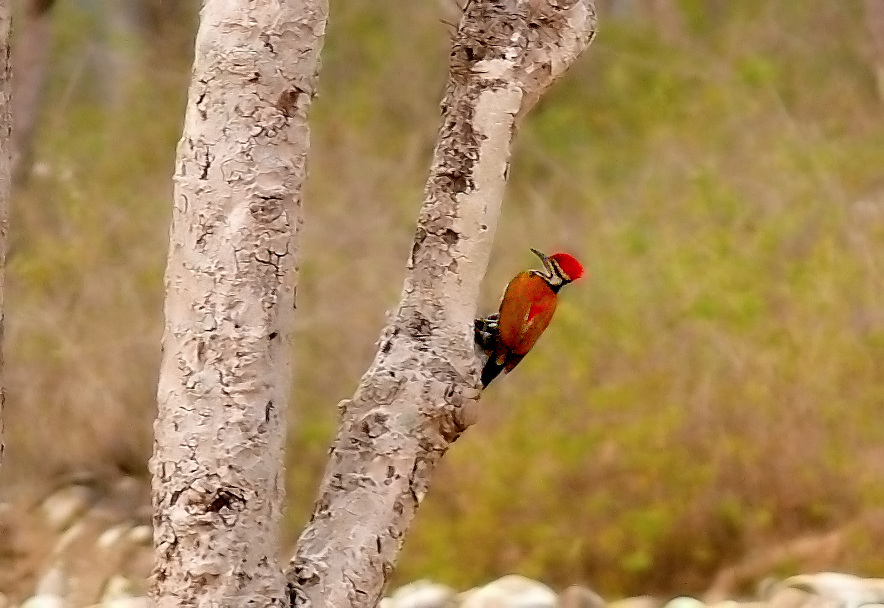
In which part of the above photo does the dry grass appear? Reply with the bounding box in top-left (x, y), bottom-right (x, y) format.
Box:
top-left (1, 0), bottom-right (882, 598)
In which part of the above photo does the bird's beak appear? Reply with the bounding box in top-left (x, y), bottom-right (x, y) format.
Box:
top-left (530, 248), bottom-right (553, 274)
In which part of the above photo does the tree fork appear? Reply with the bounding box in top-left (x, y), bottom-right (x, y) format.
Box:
top-left (286, 2), bottom-right (597, 607)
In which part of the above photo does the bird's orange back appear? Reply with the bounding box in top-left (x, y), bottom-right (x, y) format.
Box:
top-left (497, 271), bottom-right (558, 361)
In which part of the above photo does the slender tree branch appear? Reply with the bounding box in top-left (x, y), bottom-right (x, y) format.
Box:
top-left (10, 0), bottom-right (56, 184)
top-left (286, 2), bottom-right (597, 607)
top-left (0, 0), bottom-right (11, 468)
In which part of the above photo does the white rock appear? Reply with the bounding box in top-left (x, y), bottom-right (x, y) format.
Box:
top-left (99, 597), bottom-right (149, 608)
top-left (856, 579), bottom-right (884, 596)
top-left (710, 602), bottom-right (763, 608)
top-left (460, 575), bottom-right (557, 608)
top-left (126, 525), bottom-right (153, 546)
top-left (561, 585), bottom-right (606, 608)
top-left (97, 524), bottom-right (131, 550)
top-left (758, 578), bottom-right (781, 600)
top-left (784, 573), bottom-right (863, 594)
top-left (663, 598), bottom-right (705, 608)
top-left (21, 594), bottom-right (66, 608)
top-left (53, 521), bottom-right (86, 556)
top-left (41, 485), bottom-right (93, 531)
top-left (389, 580), bottom-right (455, 608)
top-left (765, 587), bottom-right (833, 608)
top-left (608, 595), bottom-right (661, 608)
top-left (35, 567), bottom-right (67, 597)
top-left (101, 575), bottom-right (139, 602)
top-left (781, 573), bottom-right (884, 608)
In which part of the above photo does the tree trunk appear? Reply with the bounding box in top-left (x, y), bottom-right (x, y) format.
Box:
top-left (149, 0), bottom-right (326, 606)
top-left (286, 3), bottom-right (597, 608)
top-left (99, 0), bottom-right (142, 111)
top-left (0, 0), bottom-right (10, 468)
top-left (865, 0), bottom-right (884, 101)
top-left (10, 0), bottom-right (55, 184)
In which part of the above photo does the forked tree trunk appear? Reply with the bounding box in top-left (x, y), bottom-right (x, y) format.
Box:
top-left (286, 3), bottom-right (597, 607)
top-left (0, 0), bottom-right (10, 468)
top-left (152, 1), bottom-right (596, 606)
top-left (149, 0), bottom-right (327, 606)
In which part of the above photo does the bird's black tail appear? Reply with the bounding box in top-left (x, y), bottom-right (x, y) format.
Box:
top-left (474, 313), bottom-right (499, 354)
top-left (475, 313), bottom-right (503, 388)
top-left (481, 358), bottom-right (505, 388)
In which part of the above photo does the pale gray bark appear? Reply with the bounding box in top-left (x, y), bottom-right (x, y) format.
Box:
top-left (286, 2), bottom-right (597, 608)
top-left (76, 0), bottom-right (141, 111)
top-left (10, 0), bottom-right (54, 184)
top-left (100, 0), bottom-right (142, 110)
top-left (0, 0), bottom-right (10, 468)
top-left (149, 0), bottom-right (326, 606)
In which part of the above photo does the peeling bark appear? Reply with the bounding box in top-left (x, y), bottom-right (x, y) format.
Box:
top-left (286, 3), bottom-right (597, 607)
top-left (149, 0), bottom-right (327, 606)
top-left (10, 0), bottom-right (55, 184)
top-left (0, 0), bottom-right (9, 468)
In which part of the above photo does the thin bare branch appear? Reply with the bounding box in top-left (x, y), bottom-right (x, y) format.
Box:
top-left (0, 0), bottom-right (11, 467)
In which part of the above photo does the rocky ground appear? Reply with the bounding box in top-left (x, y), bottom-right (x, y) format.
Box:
top-left (2, 474), bottom-right (882, 608)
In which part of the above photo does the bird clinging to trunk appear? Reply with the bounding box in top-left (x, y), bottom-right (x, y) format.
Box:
top-left (476, 248), bottom-right (585, 387)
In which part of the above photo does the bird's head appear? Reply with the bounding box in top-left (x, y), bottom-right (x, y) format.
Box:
top-left (531, 248), bottom-right (585, 289)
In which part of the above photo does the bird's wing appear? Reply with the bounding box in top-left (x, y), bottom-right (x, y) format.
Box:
top-left (497, 272), bottom-right (557, 357)
top-left (515, 296), bottom-right (557, 355)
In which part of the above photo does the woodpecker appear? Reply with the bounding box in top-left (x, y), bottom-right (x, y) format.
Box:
top-left (476, 248), bottom-right (585, 387)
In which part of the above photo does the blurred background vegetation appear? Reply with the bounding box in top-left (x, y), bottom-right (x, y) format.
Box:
top-left (1, 0), bottom-right (883, 598)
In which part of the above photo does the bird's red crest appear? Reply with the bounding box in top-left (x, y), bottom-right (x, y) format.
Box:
top-left (550, 253), bottom-right (584, 281)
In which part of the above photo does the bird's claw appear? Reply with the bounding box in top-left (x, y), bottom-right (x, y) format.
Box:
top-left (474, 313), bottom-right (500, 356)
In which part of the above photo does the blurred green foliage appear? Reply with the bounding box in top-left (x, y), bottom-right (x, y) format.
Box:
top-left (3, 0), bottom-right (883, 598)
